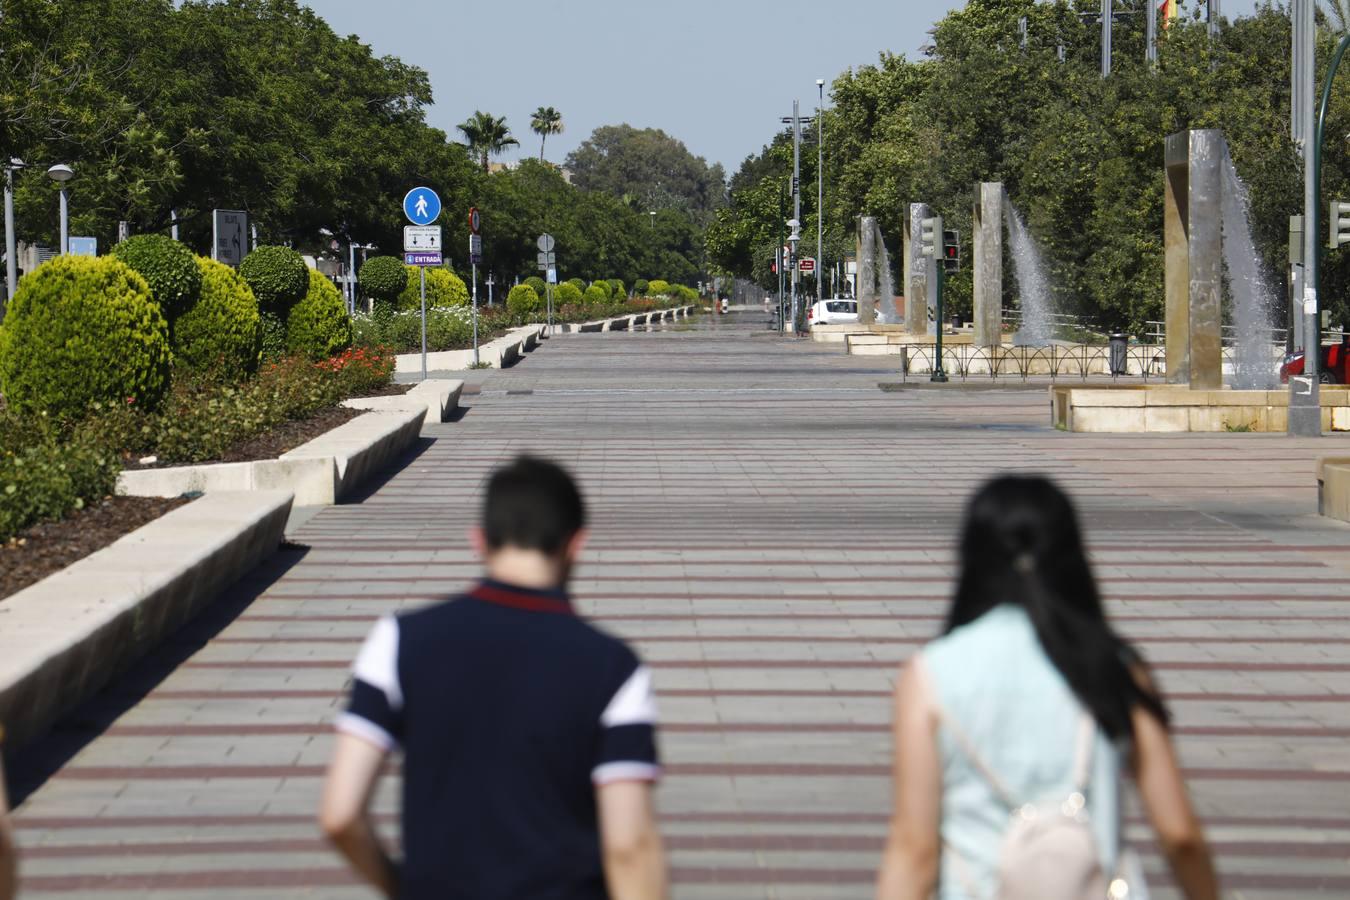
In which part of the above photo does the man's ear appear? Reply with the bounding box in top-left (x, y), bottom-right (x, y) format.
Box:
top-left (564, 528), bottom-right (589, 563)
top-left (469, 526), bottom-right (488, 558)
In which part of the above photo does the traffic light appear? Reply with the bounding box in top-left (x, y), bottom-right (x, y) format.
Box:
top-left (1330, 201), bottom-right (1350, 250)
top-left (920, 216), bottom-right (942, 258)
top-left (943, 229), bottom-right (961, 274)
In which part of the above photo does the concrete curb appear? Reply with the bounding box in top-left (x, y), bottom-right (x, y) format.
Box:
top-left (563, 305), bottom-right (694, 334)
top-left (343, 379), bottom-right (463, 423)
top-left (119, 409), bottom-right (427, 505)
top-left (0, 490), bottom-right (294, 750)
top-left (393, 325), bottom-right (547, 373)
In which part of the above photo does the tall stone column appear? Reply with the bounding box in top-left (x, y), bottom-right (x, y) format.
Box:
top-left (1164, 129), bottom-right (1224, 389)
top-left (973, 183), bottom-right (1004, 348)
top-left (857, 216), bottom-right (877, 326)
top-left (904, 203), bottom-right (931, 335)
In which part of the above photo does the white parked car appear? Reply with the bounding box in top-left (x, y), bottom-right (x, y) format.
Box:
top-left (808, 298), bottom-right (859, 327)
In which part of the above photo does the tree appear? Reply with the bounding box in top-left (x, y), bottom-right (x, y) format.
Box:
top-left (565, 124), bottom-right (727, 222)
top-left (458, 111), bottom-right (519, 172)
top-left (530, 106), bottom-right (564, 162)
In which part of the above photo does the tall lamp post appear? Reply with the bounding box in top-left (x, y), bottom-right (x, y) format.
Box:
top-left (46, 164), bottom-right (74, 255)
top-left (816, 78), bottom-right (825, 307)
top-left (4, 158), bottom-right (25, 303)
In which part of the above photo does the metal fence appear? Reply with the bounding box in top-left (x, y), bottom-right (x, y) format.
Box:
top-left (892, 342), bottom-right (1278, 384)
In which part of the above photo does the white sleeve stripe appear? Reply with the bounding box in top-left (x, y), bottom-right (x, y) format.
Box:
top-left (336, 712), bottom-right (398, 751)
top-left (352, 615), bottom-right (403, 711)
top-left (592, 761), bottom-right (662, 785)
top-left (600, 665), bottom-right (658, 727)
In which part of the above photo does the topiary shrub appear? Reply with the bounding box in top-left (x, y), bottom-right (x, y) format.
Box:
top-left (566, 277), bottom-right (587, 294)
top-left (608, 279), bottom-right (626, 299)
top-left (287, 269), bottom-right (353, 360)
top-left (174, 257), bottom-right (262, 378)
top-left (111, 234), bottom-right (202, 320)
top-left (590, 280), bottom-right (613, 300)
top-left (647, 279), bottom-right (671, 297)
top-left (398, 266), bottom-right (469, 310)
top-left (239, 245), bottom-right (309, 315)
top-left (676, 284), bottom-right (698, 302)
top-left (0, 256), bottom-right (171, 416)
top-left (359, 256), bottom-right (410, 309)
top-left (506, 283), bottom-right (541, 318)
top-left (524, 276), bottom-right (547, 298)
top-left (583, 284), bottom-right (608, 306)
top-left (634, 278), bottom-right (649, 295)
top-left (553, 281), bottom-right (583, 309)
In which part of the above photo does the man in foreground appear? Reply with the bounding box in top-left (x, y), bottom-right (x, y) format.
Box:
top-left (320, 456), bottom-right (668, 900)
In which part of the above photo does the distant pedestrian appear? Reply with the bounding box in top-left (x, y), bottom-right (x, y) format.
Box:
top-left (0, 725), bottom-right (16, 900)
top-left (320, 456), bottom-right (668, 900)
top-left (876, 475), bottom-right (1217, 900)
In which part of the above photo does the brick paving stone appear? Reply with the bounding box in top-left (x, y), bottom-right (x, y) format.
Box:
top-left (7, 310), bottom-right (1350, 897)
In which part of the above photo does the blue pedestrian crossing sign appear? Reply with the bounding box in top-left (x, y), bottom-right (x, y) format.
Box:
top-left (403, 186), bottom-right (441, 226)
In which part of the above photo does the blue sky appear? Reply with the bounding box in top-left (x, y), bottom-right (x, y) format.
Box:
top-left (299, 0), bottom-right (1272, 173)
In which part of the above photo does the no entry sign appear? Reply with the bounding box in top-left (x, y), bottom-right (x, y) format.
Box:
top-left (798, 257), bottom-right (817, 273)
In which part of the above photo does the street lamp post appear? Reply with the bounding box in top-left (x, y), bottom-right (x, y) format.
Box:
top-left (4, 158), bottom-right (24, 303)
top-left (47, 164), bottom-right (73, 255)
top-left (790, 99), bottom-right (802, 332)
top-left (788, 218), bottom-right (801, 332)
top-left (816, 79), bottom-right (825, 307)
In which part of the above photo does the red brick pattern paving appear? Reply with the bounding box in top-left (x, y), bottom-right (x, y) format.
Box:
top-left (8, 312), bottom-right (1350, 898)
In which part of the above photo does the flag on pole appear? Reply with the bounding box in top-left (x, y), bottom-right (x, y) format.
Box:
top-left (1159, 0), bottom-right (1177, 27)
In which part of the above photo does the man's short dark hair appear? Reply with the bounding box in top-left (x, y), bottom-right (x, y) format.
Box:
top-left (483, 456), bottom-right (586, 552)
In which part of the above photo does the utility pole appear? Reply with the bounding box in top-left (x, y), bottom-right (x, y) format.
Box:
top-left (1290, 0), bottom-right (1321, 435)
top-left (791, 99), bottom-right (802, 333)
top-left (1208, 0), bottom-right (1221, 43)
top-left (1101, 0), bottom-right (1112, 77)
top-left (816, 80), bottom-right (825, 307)
top-left (778, 179), bottom-right (787, 334)
top-left (1146, 0), bottom-right (1158, 65)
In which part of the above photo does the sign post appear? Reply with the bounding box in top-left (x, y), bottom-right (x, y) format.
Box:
top-left (469, 207), bottom-right (481, 367)
top-left (537, 233), bottom-right (556, 331)
top-left (211, 210), bottom-right (248, 267)
top-left (403, 186), bottom-right (442, 380)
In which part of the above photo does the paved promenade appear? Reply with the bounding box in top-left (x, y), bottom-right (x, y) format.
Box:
top-left (9, 310), bottom-right (1350, 898)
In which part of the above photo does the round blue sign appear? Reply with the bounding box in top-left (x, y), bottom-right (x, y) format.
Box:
top-left (403, 186), bottom-right (442, 226)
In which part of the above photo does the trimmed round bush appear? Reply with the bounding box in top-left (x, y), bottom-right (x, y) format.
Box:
top-left (647, 279), bottom-right (671, 296)
top-left (566, 277), bottom-right (587, 294)
top-left (676, 284), bottom-right (698, 302)
top-left (173, 257), bottom-right (262, 378)
top-left (397, 266), bottom-right (469, 310)
top-left (524, 276), bottom-right (547, 298)
top-left (590, 280), bottom-right (613, 300)
top-left (583, 284), bottom-right (608, 306)
top-left (634, 278), bottom-right (649, 295)
top-left (506, 283), bottom-right (541, 318)
top-left (239, 246), bottom-right (309, 314)
top-left (608, 279), bottom-right (626, 299)
top-left (358, 256), bottom-right (410, 308)
top-left (111, 234), bottom-right (201, 320)
top-left (553, 281), bottom-right (583, 308)
top-left (0, 256), bottom-right (171, 416)
top-left (287, 269), bottom-right (353, 360)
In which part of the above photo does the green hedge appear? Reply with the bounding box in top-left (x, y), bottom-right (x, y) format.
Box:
top-left (608, 279), bottom-right (626, 299)
top-left (506, 283), bottom-right (542, 318)
top-left (239, 246), bottom-right (309, 314)
top-left (359, 256), bottom-right (409, 307)
top-left (174, 257), bottom-right (262, 378)
top-left (524, 276), bottom-right (547, 298)
top-left (397, 266), bottom-right (469, 309)
top-left (647, 279), bottom-right (671, 296)
top-left (566, 277), bottom-right (587, 294)
top-left (634, 278), bottom-right (649, 295)
top-left (111, 234), bottom-right (202, 320)
top-left (287, 269), bottom-right (353, 360)
top-left (0, 256), bottom-right (172, 417)
top-left (583, 284), bottom-right (608, 306)
top-left (553, 282), bottom-right (583, 308)
top-left (0, 414), bottom-right (120, 542)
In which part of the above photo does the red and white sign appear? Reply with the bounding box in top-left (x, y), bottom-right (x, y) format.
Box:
top-left (798, 257), bottom-right (817, 273)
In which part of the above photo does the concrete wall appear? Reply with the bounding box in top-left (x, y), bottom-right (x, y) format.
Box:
top-left (1051, 386), bottom-right (1350, 433)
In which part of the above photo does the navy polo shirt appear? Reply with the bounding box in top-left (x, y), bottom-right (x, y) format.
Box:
top-left (338, 579), bottom-right (661, 900)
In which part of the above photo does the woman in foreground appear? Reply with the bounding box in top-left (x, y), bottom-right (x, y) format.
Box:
top-left (876, 475), bottom-right (1217, 900)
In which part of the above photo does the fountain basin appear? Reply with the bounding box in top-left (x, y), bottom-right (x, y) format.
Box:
top-left (810, 323), bottom-right (910, 344)
top-left (1051, 385), bottom-right (1350, 433)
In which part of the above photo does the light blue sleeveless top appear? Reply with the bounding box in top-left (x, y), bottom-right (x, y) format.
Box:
top-left (921, 604), bottom-right (1121, 900)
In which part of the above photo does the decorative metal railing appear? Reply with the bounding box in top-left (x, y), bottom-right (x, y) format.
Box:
top-left (894, 343), bottom-right (1278, 383)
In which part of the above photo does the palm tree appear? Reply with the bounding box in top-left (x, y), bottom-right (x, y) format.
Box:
top-left (530, 106), bottom-right (564, 162)
top-left (458, 111), bottom-right (519, 172)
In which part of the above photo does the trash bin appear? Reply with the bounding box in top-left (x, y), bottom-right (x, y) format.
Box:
top-left (951, 315), bottom-right (963, 330)
top-left (1109, 333), bottom-right (1129, 376)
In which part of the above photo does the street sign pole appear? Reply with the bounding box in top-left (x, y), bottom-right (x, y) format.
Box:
top-left (472, 260), bottom-right (480, 367)
top-left (420, 267), bottom-right (427, 381)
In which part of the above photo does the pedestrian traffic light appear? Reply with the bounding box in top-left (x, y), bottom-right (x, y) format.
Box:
top-left (943, 229), bottom-right (961, 274)
top-left (1330, 201), bottom-right (1350, 250)
top-left (920, 216), bottom-right (942, 258)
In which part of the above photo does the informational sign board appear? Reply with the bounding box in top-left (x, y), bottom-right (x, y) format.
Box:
top-left (469, 234), bottom-right (482, 265)
top-left (405, 251), bottom-right (443, 266)
top-left (68, 237), bottom-right (97, 257)
top-left (798, 257), bottom-right (817, 273)
top-left (536, 251), bottom-right (556, 269)
top-left (546, 267), bottom-right (558, 284)
top-left (403, 187), bottom-right (441, 226)
top-left (212, 210), bottom-right (248, 267)
top-left (404, 226), bottom-right (441, 252)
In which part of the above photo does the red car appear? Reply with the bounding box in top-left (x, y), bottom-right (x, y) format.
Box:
top-left (1280, 339), bottom-right (1350, 384)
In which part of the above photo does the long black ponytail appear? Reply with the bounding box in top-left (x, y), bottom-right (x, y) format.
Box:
top-left (947, 475), bottom-right (1169, 743)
